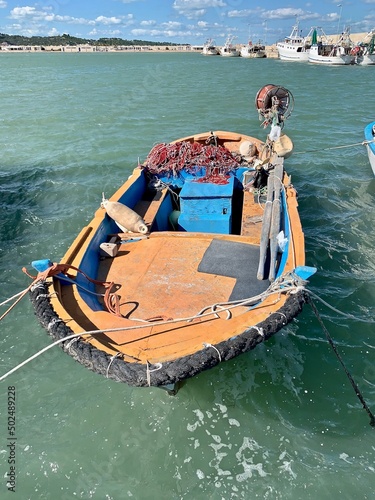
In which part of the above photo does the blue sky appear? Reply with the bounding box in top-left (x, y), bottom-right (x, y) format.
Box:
top-left (0, 1), bottom-right (375, 44)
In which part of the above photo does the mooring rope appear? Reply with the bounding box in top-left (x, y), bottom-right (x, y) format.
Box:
top-left (307, 294), bottom-right (375, 427)
top-left (0, 275), bottom-right (303, 383)
top-left (292, 139), bottom-right (374, 155)
top-left (0, 287), bottom-right (32, 322)
top-left (2, 274), bottom-right (374, 427)
top-left (307, 290), bottom-right (375, 324)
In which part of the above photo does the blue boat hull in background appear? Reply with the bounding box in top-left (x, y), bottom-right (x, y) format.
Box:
top-left (364, 121), bottom-right (375, 175)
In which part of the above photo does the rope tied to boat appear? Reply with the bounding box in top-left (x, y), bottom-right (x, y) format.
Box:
top-left (251, 326), bottom-right (265, 337)
top-left (306, 293), bottom-right (375, 428)
top-left (47, 318), bottom-right (64, 331)
top-left (146, 361), bottom-right (163, 386)
top-left (64, 337), bottom-right (80, 351)
top-left (293, 138), bottom-right (375, 155)
top-left (0, 284), bottom-right (34, 322)
top-left (0, 268), bottom-right (308, 384)
top-left (203, 342), bottom-right (222, 362)
top-left (22, 262), bottom-right (122, 317)
top-left (106, 353), bottom-right (122, 378)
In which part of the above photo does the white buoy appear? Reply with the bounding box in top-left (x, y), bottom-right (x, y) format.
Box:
top-left (101, 194), bottom-right (148, 234)
top-left (239, 140), bottom-right (257, 158)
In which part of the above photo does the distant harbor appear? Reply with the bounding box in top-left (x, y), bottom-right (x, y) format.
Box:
top-left (0, 43), bottom-right (194, 53)
top-left (0, 41), bottom-right (279, 57)
top-left (0, 32), bottom-right (368, 58)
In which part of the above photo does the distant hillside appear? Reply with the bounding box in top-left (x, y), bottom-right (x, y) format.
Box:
top-left (0, 33), bottom-right (181, 47)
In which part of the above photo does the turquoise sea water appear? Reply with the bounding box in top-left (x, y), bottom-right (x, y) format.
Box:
top-left (1, 52), bottom-right (375, 499)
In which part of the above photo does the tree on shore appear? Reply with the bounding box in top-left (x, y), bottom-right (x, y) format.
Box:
top-left (0, 33), bottom-right (181, 47)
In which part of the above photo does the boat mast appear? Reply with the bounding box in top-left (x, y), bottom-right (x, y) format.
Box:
top-left (337, 4), bottom-right (343, 37)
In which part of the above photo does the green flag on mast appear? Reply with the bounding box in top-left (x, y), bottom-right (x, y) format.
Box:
top-left (312, 28), bottom-right (318, 45)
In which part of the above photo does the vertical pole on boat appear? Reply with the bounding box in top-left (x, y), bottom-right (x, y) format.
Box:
top-left (257, 169), bottom-right (274, 280)
top-left (268, 159), bottom-right (284, 281)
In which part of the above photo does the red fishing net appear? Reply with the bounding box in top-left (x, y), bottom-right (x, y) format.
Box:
top-left (143, 142), bottom-right (241, 183)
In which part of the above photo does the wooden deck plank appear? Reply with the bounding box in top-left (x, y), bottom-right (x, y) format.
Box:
top-left (241, 190), bottom-right (264, 240)
top-left (98, 235), bottom-right (237, 321)
top-left (133, 187), bottom-right (168, 228)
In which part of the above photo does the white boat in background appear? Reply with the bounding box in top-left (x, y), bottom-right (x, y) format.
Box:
top-left (353, 30), bottom-right (375, 65)
top-left (308, 27), bottom-right (354, 65)
top-left (364, 121), bottom-right (375, 175)
top-left (240, 40), bottom-right (266, 58)
top-left (220, 36), bottom-right (240, 57)
top-left (202, 39), bottom-right (219, 56)
top-left (276, 22), bottom-right (311, 62)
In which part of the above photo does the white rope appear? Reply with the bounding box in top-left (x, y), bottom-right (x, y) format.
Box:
top-left (271, 312), bottom-right (287, 324)
top-left (47, 318), bottom-right (64, 331)
top-left (36, 294), bottom-right (53, 300)
top-left (0, 332), bottom-right (88, 382)
top-left (0, 289), bottom-right (29, 307)
top-left (106, 353), bottom-right (121, 378)
top-left (64, 337), bottom-right (80, 351)
top-left (146, 361), bottom-right (163, 386)
top-left (0, 273), bottom-right (305, 382)
top-left (251, 326), bottom-right (264, 337)
top-left (3, 275), bottom-right (372, 384)
top-left (30, 282), bottom-right (45, 292)
top-left (293, 139), bottom-right (375, 155)
top-left (203, 343), bottom-right (222, 362)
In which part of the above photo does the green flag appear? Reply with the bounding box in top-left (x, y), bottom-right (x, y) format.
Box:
top-left (312, 29), bottom-right (317, 45)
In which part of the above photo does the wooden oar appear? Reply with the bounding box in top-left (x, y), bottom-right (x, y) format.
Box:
top-left (257, 169), bottom-right (274, 280)
top-left (268, 159), bottom-right (284, 281)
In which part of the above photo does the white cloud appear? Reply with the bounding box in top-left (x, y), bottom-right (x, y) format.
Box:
top-left (228, 10), bottom-right (255, 18)
top-left (48, 27), bottom-right (59, 36)
top-left (10, 6), bottom-right (41, 19)
top-left (95, 16), bottom-right (122, 25)
top-left (173, 0), bottom-right (226, 19)
top-left (131, 27), bottom-right (194, 39)
top-left (9, 7), bottom-right (134, 30)
top-left (140, 20), bottom-right (156, 26)
top-left (162, 21), bottom-right (182, 29)
top-left (174, 0), bottom-right (226, 9)
top-left (265, 8), bottom-right (306, 20)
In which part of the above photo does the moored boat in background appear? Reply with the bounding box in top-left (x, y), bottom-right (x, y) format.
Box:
top-left (276, 21), bottom-right (311, 62)
top-left (353, 30), bottom-right (375, 65)
top-left (220, 35), bottom-right (240, 57)
top-left (240, 40), bottom-right (266, 58)
top-left (308, 27), bottom-right (354, 65)
top-left (202, 38), bottom-right (219, 56)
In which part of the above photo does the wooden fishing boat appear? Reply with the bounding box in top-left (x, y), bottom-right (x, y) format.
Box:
top-left (364, 121), bottom-right (375, 175)
top-left (28, 85), bottom-right (315, 391)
